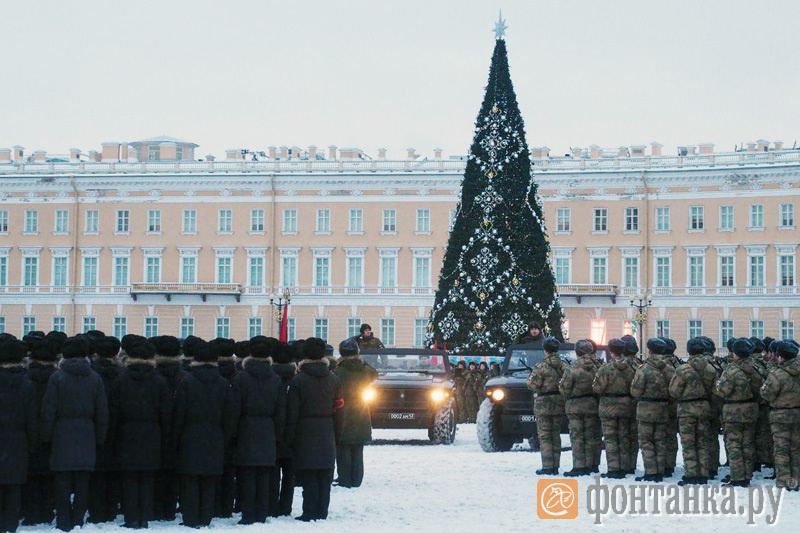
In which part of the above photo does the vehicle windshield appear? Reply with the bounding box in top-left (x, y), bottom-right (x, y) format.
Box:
top-left (365, 353), bottom-right (447, 373)
top-left (504, 348), bottom-right (577, 372)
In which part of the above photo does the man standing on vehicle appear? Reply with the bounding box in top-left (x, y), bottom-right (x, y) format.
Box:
top-left (527, 337), bottom-right (568, 475)
top-left (353, 324), bottom-right (384, 351)
top-left (515, 322), bottom-right (543, 345)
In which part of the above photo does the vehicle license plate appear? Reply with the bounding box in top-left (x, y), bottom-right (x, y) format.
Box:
top-left (389, 413), bottom-right (415, 420)
top-left (519, 415), bottom-right (534, 423)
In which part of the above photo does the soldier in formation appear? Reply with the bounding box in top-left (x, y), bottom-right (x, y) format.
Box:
top-left (559, 339), bottom-right (600, 476)
top-left (527, 337), bottom-right (568, 475)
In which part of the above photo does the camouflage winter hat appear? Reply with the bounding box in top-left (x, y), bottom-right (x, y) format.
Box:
top-left (575, 339), bottom-right (593, 356)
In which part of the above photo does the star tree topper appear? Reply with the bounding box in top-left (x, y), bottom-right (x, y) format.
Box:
top-left (493, 10), bottom-right (508, 40)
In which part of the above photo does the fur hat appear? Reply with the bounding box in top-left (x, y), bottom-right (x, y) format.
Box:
top-left (621, 335), bottom-right (638, 356)
top-left (776, 341), bottom-right (799, 360)
top-left (699, 336), bottom-right (716, 354)
top-left (273, 342), bottom-right (294, 365)
top-left (290, 339), bottom-right (306, 362)
top-left (209, 338), bottom-right (236, 359)
top-left (608, 338), bottom-right (626, 357)
top-left (0, 339), bottom-right (27, 364)
top-left (339, 338), bottom-right (360, 357)
top-left (127, 340), bottom-right (156, 361)
top-left (303, 337), bottom-right (327, 361)
top-left (575, 339), bottom-right (594, 356)
top-left (95, 337), bottom-right (121, 359)
top-left (182, 336), bottom-right (205, 360)
top-left (250, 340), bottom-right (270, 359)
top-left (763, 337), bottom-right (776, 353)
top-left (62, 336), bottom-right (92, 359)
top-left (646, 337), bottom-right (667, 355)
top-left (360, 323), bottom-right (372, 335)
top-left (45, 331), bottom-right (67, 357)
top-left (664, 338), bottom-right (677, 355)
top-left (749, 337), bottom-right (765, 354)
top-left (726, 337), bottom-right (737, 353)
top-left (31, 342), bottom-right (57, 363)
top-left (542, 337), bottom-right (560, 354)
top-left (687, 338), bottom-right (705, 356)
top-left (192, 342), bottom-right (215, 364)
top-left (121, 334), bottom-right (145, 354)
top-left (234, 340), bottom-right (251, 359)
top-left (151, 335), bottom-right (181, 358)
top-left (733, 338), bottom-right (754, 358)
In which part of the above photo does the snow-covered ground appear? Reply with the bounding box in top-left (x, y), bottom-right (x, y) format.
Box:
top-left (22, 426), bottom-right (796, 532)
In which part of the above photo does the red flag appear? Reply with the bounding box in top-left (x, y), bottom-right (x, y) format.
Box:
top-left (434, 338), bottom-right (438, 350)
top-left (279, 306), bottom-right (288, 342)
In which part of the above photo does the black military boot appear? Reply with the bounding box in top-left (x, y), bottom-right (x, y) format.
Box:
top-left (564, 468), bottom-right (590, 477)
top-left (635, 474), bottom-right (663, 482)
top-left (724, 479), bottom-right (749, 488)
top-left (663, 467), bottom-right (674, 477)
top-left (535, 468), bottom-right (559, 476)
top-left (602, 471), bottom-right (626, 479)
top-left (708, 469), bottom-right (717, 479)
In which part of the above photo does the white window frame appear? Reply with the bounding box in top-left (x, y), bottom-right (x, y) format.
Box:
top-left (180, 317), bottom-right (195, 339)
top-left (52, 316), bottom-right (66, 333)
top-left (217, 209), bottom-right (233, 234)
top-left (719, 205), bottom-right (734, 232)
top-left (182, 209), bottom-right (197, 235)
top-left (378, 247), bottom-right (399, 292)
top-left (624, 207), bottom-right (639, 233)
top-left (79, 247), bottom-right (100, 289)
top-left (111, 247), bottom-right (132, 287)
top-left (282, 208), bottom-right (298, 234)
top-left (684, 246), bottom-right (707, 293)
top-left (652, 246), bottom-right (674, 294)
top-left (746, 245), bottom-right (767, 292)
top-left (279, 247), bottom-right (300, 288)
top-left (315, 208), bottom-right (331, 234)
top-left (84, 209), bottom-right (99, 235)
top-left (216, 317), bottom-right (230, 339)
top-left (552, 247), bottom-right (574, 286)
top-left (688, 320), bottom-right (703, 339)
top-left (414, 318), bottom-right (428, 348)
top-left (720, 320), bottom-right (734, 347)
top-left (655, 320), bottom-right (670, 339)
top-left (51, 251), bottom-right (70, 288)
top-left (248, 317), bottom-right (263, 338)
top-left (312, 247), bottom-right (333, 292)
top-left (314, 317), bottom-right (329, 341)
top-left (776, 245), bottom-right (797, 292)
top-left (344, 247), bottom-right (366, 292)
top-left (415, 209), bottom-right (431, 235)
top-left (716, 245), bottom-right (738, 293)
top-left (592, 207), bottom-right (608, 234)
top-left (246, 248), bottom-right (267, 289)
top-left (654, 206), bottom-right (670, 233)
top-left (779, 203), bottom-right (795, 229)
top-left (250, 209), bottom-right (265, 234)
top-left (23, 209), bottom-right (39, 235)
top-left (588, 247), bottom-right (610, 285)
top-left (115, 209), bottom-right (130, 235)
top-left (113, 316), bottom-right (127, 339)
top-left (748, 203), bottom-right (765, 231)
top-left (54, 209), bottom-right (69, 235)
top-left (750, 320), bottom-right (764, 339)
top-left (381, 318), bottom-right (396, 348)
top-left (348, 208), bottom-right (364, 235)
top-left (347, 317), bottom-right (362, 339)
top-left (144, 316), bottom-right (158, 337)
top-left (688, 206), bottom-right (705, 232)
top-left (0, 210), bottom-right (8, 234)
top-left (142, 247), bottom-right (164, 285)
top-left (180, 254), bottom-right (197, 284)
top-left (382, 209), bottom-right (397, 234)
top-left (146, 209), bottom-right (162, 234)
top-left (83, 316), bottom-right (97, 334)
top-left (22, 316), bottom-right (36, 335)
top-left (214, 247), bottom-right (235, 284)
top-left (555, 207), bottom-right (571, 234)
top-left (781, 320), bottom-right (795, 340)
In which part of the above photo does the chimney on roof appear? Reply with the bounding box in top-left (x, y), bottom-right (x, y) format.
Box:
top-left (308, 145), bottom-right (317, 160)
top-left (571, 147), bottom-right (582, 158)
top-left (433, 148), bottom-right (443, 160)
top-left (407, 148), bottom-right (417, 160)
top-left (267, 146), bottom-right (276, 160)
top-left (0, 149), bottom-right (11, 164)
top-left (12, 146), bottom-right (24, 162)
top-left (774, 140), bottom-right (783, 151)
top-left (127, 147), bottom-right (139, 162)
top-left (377, 148), bottom-right (387, 160)
top-left (757, 139), bottom-right (769, 152)
top-left (101, 142), bottom-right (121, 162)
top-left (120, 143), bottom-right (129, 161)
top-left (33, 150), bottom-right (47, 163)
top-left (650, 142), bottom-right (663, 156)
top-left (698, 143), bottom-right (714, 155)
top-left (225, 149), bottom-right (239, 160)
top-left (89, 150), bottom-right (101, 162)
top-left (630, 145), bottom-right (646, 156)
top-left (279, 146), bottom-right (288, 160)
top-left (589, 145), bottom-right (600, 159)
top-left (328, 145), bottom-right (337, 159)
top-left (746, 142), bottom-right (756, 152)
top-left (69, 148), bottom-right (81, 163)
top-left (290, 146), bottom-right (302, 159)
top-left (205, 154), bottom-right (215, 162)
top-left (618, 146), bottom-right (628, 158)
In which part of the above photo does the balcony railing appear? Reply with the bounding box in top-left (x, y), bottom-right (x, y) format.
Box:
top-left (557, 283), bottom-right (618, 303)
top-left (130, 282), bottom-right (242, 301)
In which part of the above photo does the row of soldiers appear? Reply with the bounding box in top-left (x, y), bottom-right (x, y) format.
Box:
top-left (528, 334), bottom-right (800, 489)
top-left (0, 329), bottom-right (380, 532)
top-left (452, 361), bottom-right (501, 423)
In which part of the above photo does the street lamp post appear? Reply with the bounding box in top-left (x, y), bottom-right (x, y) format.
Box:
top-left (269, 288), bottom-right (292, 336)
top-left (629, 293), bottom-right (653, 354)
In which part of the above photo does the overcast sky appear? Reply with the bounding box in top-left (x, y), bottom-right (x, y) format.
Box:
top-left (3, 0), bottom-right (799, 159)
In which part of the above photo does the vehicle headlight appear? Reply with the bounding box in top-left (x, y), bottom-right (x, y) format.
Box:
top-left (431, 389), bottom-right (448, 402)
top-left (491, 389), bottom-right (506, 402)
top-left (362, 387), bottom-right (377, 402)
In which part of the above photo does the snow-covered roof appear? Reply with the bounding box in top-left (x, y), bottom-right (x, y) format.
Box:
top-left (130, 136), bottom-right (199, 148)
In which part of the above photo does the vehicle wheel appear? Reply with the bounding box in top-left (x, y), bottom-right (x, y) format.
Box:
top-left (476, 398), bottom-right (514, 452)
top-left (429, 399), bottom-right (456, 445)
top-left (528, 429), bottom-right (541, 452)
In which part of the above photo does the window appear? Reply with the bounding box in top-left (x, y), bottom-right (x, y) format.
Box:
top-left (720, 256), bottom-right (735, 287)
top-left (281, 256), bottom-right (297, 287)
top-left (749, 204), bottom-right (764, 229)
top-left (144, 317), bottom-right (158, 337)
top-left (24, 210), bottom-right (38, 234)
top-left (314, 318), bottom-right (329, 341)
top-left (314, 255), bottom-right (330, 288)
top-left (781, 320), bottom-right (795, 340)
top-left (624, 207), bottom-right (639, 232)
top-left (287, 318), bottom-right (296, 342)
top-left (780, 255), bottom-right (795, 287)
top-left (749, 255), bottom-right (765, 287)
top-left (688, 256), bottom-right (704, 288)
top-left (248, 256), bottom-right (264, 287)
top-left (347, 317), bottom-right (362, 339)
top-left (216, 317), bottom-right (230, 339)
top-left (316, 209), bottom-right (330, 233)
top-left (381, 318), bottom-right (396, 347)
top-left (554, 257), bottom-right (571, 285)
top-left (556, 208), bottom-right (571, 232)
top-left (414, 318), bottom-right (428, 348)
top-left (656, 320), bottom-right (670, 339)
top-left (689, 206), bottom-right (704, 231)
top-left (416, 209), bottom-right (431, 233)
top-left (83, 316), bottom-right (96, 334)
top-left (180, 317), bottom-right (194, 339)
top-left (448, 208), bottom-right (456, 231)
top-left (780, 203), bottom-right (794, 228)
top-left (114, 256), bottom-right (129, 286)
top-left (53, 256), bottom-right (68, 287)
top-left (590, 319), bottom-right (607, 345)
top-left (182, 209), bottom-right (197, 234)
top-left (85, 210), bottom-right (99, 234)
top-left (218, 210), bottom-right (232, 233)
top-left (147, 146), bottom-right (160, 161)
top-left (750, 321), bottom-right (764, 339)
top-left (250, 209), bottom-right (265, 233)
top-left (347, 256), bottom-right (363, 289)
top-left (176, 146), bottom-right (184, 160)
top-left (82, 256), bottom-right (98, 287)
top-left (145, 256), bottom-right (161, 284)
top-left (414, 256), bottom-right (431, 288)
top-left (593, 208), bottom-right (608, 232)
top-left (0, 256), bottom-right (5, 287)
top-left (382, 209), bottom-right (397, 233)
top-left (248, 317), bottom-right (262, 338)
top-left (147, 209), bottom-right (161, 233)
top-left (622, 257), bottom-right (638, 288)
top-left (22, 316), bottom-right (36, 336)
top-left (623, 321), bottom-right (634, 337)
top-left (655, 207), bottom-right (670, 231)
top-left (720, 320), bottom-right (734, 347)
top-left (217, 256), bottom-right (232, 284)
top-left (113, 317), bottom-right (127, 339)
top-left (52, 316), bottom-right (66, 333)
top-left (23, 257), bottom-right (38, 287)
top-left (283, 209), bottom-right (297, 233)
top-left (54, 210), bottom-right (69, 234)
top-left (116, 210), bottom-right (130, 233)
top-left (591, 256), bottom-right (607, 284)
top-left (0, 210), bottom-right (7, 232)
top-left (655, 257), bottom-right (671, 288)
top-left (181, 256), bottom-right (197, 283)
top-left (688, 320), bottom-right (703, 339)
top-left (348, 209), bottom-right (363, 233)
top-left (380, 255), bottom-right (397, 288)
top-left (719, 205), bottom-right (734, 231)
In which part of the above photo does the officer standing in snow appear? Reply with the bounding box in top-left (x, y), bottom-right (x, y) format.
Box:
top-left (593, 338), bottom-right (635, 478)
top-left (559, 339), bottom-right (599, 477)
top-left (527, 337), bottom-right (567, 475)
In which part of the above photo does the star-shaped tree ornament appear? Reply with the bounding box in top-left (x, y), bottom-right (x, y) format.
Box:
top-left (493, 10), bottom-right (508, 40)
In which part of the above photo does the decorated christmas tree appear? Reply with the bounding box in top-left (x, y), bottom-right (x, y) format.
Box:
top-left (428, 21), bottom-right (563, 355)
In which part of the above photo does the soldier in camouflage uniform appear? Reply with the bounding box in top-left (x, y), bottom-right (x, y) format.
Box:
top-left (527, 337), bottom-right (567, 475)
top-left (593, 338), bottom-right (635, 479)
top-left (452, 361), bottom-right (468, 424)
top-left (661, 338), bottom-right (681, 477)
top-left (714, 338), bottom-right (761, 487)
top-left (463, 362), bottom-right (481, 423)
top-left (760, 341), bottom-right (800, 489)
top-left (669, 338), bottom-right (717, 485)
top-left (621, 335), bottom-right (641, 474)
top-left (701, 337), bottom-right (725, 478)
top-left (559, 340), bottom-right (599, 477)
top-left (630, 338), bottom-right (674, 482)
top-left (477, 362), bottom-right (490, 411)
top-left (750, 337), bottom-right (774, 474)
top-left (585, 340), bottom-right (604, 472)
